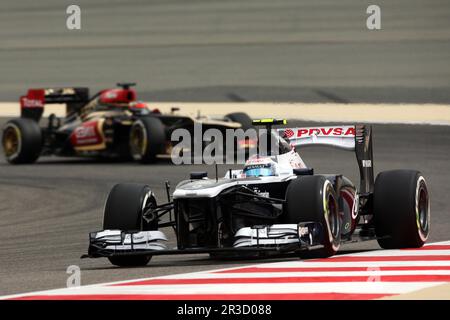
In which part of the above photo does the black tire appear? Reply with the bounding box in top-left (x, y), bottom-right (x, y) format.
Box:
top-left (2, 118), bottom-right (42, 164)
top-left (108, 256), bottom-right (151, 268)
top-left (374, 170), bottom-right (430, 249)
top-left (284, 176), bottom-right (341, 257)
top-left (225, 112), bottom-right (253, 131)
top-left (129, 117), bottom-right (166, 163)
top-left (103, 183), bottom-right (157, 267)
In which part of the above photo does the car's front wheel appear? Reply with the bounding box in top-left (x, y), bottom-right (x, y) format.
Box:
top-left (103, 183), bottom-right (157, 267)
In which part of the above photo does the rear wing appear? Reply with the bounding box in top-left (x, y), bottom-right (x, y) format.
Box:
top-left (277, 125), bottom-right (374, 194)
top-left (278, 126), bottom-right (356, 150)
top-left (20, 87), bottom-right (89, 121)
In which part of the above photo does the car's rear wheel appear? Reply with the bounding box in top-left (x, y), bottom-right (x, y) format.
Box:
top-left (103, 183), bottom-right (157, 267)
top-left (2, 118), bottom-right (42, 164)
top-left (129, 117), bottom-right (166, 163)
top-left (284, 176), bottom-right (341, 257)
top-left (374, 170), bottom-right (430, 249)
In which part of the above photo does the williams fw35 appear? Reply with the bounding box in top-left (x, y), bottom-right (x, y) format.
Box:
top-left (84, 120), bottom-right (431, 266)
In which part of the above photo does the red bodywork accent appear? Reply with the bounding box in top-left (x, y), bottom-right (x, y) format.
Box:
top-left (20, 89), bottom-right (45, 109)
top-left (99, 88), bottom-right (137, 104)
top-left (129, 101), bottom-right (148, 109)
top-left (283, 128), bottom-right (295, 138)
top-left (70, 121), bottom-right (103, 147)
top-left (341, 188), bottom-right (357, 233)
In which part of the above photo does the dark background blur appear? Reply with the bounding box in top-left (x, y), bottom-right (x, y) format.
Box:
top-left (0, 0), bottom-right (449, 103)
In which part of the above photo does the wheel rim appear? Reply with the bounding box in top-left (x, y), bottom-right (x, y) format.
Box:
top-left (142, 191), bottom-right (157, 230)
top-left (2, 126), bottom-right (20, 157)
top-left (326, 194), bottom-right (340, 239)
top-left (416, 177), bottom-right (430, 240)
top-left (129, 122), bottom-right (147, 159)
top-left (323, 180), bottom-right (340, 252)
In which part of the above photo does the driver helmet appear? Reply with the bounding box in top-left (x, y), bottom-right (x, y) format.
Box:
top-left (243, 158), bottom-right (277, 177)
top-left (129, 101), bottom-right (149, 109)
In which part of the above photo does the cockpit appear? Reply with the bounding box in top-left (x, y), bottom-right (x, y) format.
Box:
top-left (243, 161), bottom-right (278, 177)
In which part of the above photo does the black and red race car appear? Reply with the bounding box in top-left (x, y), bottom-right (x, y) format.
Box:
top-left (1, 83), bottom-right (254, 164)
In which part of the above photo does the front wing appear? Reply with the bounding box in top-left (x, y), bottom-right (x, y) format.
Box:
top-left (82, 222), bottom-right (324, 259)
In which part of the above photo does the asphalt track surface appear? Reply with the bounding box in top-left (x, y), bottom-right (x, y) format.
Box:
top-left (0, 0), bottom-right (450, 103)
top-left (0, 0), bottom-right (449, 296)
top-left (0, 117), bottom-right (449, 296)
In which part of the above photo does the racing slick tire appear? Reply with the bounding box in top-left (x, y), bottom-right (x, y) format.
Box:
top-left (103, 183), bottom-right (157, 267)
top-left (2, 118), bottom-right (42, 164)
top-left (374, 170), bottom-right (430, 249)
top-left (225, 112), bottom-right (253, 131)
top-left (284, 176), bottom-right (341, 257)
top-left (129, 117), bottom-right (166, 164)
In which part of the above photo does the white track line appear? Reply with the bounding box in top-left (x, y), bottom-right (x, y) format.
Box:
top-left (1, 240), bottom-right (449, 300)
top-left (2, 283), bottom-right (443, 298)
top-left (250, 261), bottom-right (450, 268)
top-left (146, 270), bottom-right (450, 279)
top-left (334, 249), bottom-right (450, 257)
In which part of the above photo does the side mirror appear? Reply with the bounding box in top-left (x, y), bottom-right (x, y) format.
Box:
top-left (293, 168), bottom-right (314, 176)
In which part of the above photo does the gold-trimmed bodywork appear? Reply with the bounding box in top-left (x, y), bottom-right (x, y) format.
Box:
top-left (73, 118), bottom-right (107, 152)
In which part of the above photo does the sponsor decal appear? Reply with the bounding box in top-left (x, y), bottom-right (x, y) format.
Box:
top-left (362, 160), bottom-right (372, 168)
top-left (100, 89), bottom-right (136, 104)
top-left (298, 226), bottom-right (309, 237)
top-left (20, 97), bottom-right (44, 108)
top-left (252, 187), bottom-right (270, 198)
top-left (245, 156), bottom-right (272, 165)
top-left (284, 128), bottom-right (295, 138)
top-left (277, 126), bottom-right (356, 151)
top-left (133, 234), bottom-right (145, 241)
top-left (20, 89), bottom-right (45, 108)
top-left (104, 91), bottom-right (118, 99)
top-left (70, 121), bottom-right (102, 146)
top-left (294, 127), bottom-right (356, 138)
top-left (288, 152), bottom-right (303, 168)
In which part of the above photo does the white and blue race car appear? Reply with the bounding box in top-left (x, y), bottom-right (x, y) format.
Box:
top-left (83, 119), bottom-right (430, 267)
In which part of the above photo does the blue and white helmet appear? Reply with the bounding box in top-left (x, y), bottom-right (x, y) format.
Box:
top-left (243, 157), bottom-right (278, 177)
